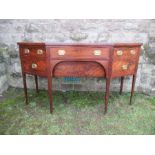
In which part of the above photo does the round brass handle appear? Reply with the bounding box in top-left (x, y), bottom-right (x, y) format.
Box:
top-left (116, 50), bottom-right (123, 56)
top-left (93, 50), bottom-right (101, 56)
top-left (58, 49), bottom-right (66, 56)
top-left (31, 63), bottom-right (37, 69)
top-left (130, 49), bottom-right (136, 55)
top-left (122, 65), bottom-right (128, 70)
top-left (37, 49), bottom-right (43, 55)
top-left (24, 48), bottom-right (30, 54)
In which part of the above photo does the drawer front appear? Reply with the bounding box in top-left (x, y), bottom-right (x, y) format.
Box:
top-left (113, 47), bottom-right (139, 60)
top-left (20, 47), bottom-right (46, 58)
top-left (50, 47), bottom-right (110, 59)
top-left (112, 60), bottom-right (136, 77)
top-left (22, 58), bottom-right (47, 76)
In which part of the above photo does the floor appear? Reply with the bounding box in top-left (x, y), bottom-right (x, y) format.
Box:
top-left (0, 88), bottom-right (155, 135)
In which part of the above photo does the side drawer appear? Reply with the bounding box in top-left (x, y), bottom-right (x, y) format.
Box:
top-left (113, 47), bottom-right (140, 61)
top-left (50, 47), bottom-right (110, 59)
top-left (22, 58), bottom-right (47, 76)
top-left (112, 60), bottom-right (137, 78)
top-left (20, 46), bottom-right (46, 58)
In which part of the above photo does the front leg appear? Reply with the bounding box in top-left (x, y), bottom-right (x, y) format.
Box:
top-left (120, 76), bottom-right (124, 95)
top-left (34, 75), bottom-right (39, 93)
top-left (104, 77), bottom-right (111, 114)
top-left (22, 73), bottom-right (28, 104)
top-left (48, 75), bottom-right (53, 113)
top-left (130, 74), bottom-right (136, 105)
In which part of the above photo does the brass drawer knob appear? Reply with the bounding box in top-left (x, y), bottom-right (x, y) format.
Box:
top-left (37, 49), bottom-right (43, 55)
top-left (24, 48), bottom-right (30, 54)
top-left (58, 49), bottom-right (66, 56)
top-left (116, 50), bottom-right (123, 56)
top-left (93, 50), bottom-right (101, 56)
top-left (31, 63), bottom-right (37, 69)
top-left (122, 65), bottom-right (128, 70)
top-left (130, 49), bottom-right (136, 55)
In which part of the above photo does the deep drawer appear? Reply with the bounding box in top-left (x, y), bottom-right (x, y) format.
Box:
top-left (22, 58), bottom-right (47, 76)
top-left (112, 60), bottom-right (137, 77)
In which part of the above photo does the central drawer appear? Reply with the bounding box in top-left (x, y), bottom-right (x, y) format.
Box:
top-left (50, 47), bottom-right (110, 59)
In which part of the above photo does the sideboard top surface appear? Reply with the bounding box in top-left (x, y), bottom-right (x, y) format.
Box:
top-left (17, 42), bottom-right (142, 47)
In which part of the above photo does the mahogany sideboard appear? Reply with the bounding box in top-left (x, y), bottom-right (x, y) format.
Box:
top-left (17, 42), bottom-right (142, 114)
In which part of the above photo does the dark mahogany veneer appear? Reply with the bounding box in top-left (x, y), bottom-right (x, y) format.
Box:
top-left (17, 42), bottom-right (142, 114)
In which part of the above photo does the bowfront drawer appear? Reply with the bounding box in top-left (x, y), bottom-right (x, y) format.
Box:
top-left (50, 47), bottom-right (110, 59)
top-left (22, 58), bottom-right (47, 76)
top-left (113, 47), bottom-right (139, 60)
top-left (112, 60), bottom-right (136, 77)
top-left (21, 47), bottom-right (46, 58)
